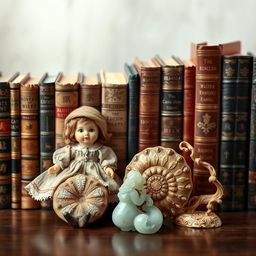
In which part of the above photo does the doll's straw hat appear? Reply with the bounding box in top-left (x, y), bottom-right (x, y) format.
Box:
top-left (64, 106), bottom-right (111, 141)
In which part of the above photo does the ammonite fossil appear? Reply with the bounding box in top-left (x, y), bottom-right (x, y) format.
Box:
top-left (125, 147), bottom-right (193, 217)
top-left (53, 174), bottom-right (109, 227)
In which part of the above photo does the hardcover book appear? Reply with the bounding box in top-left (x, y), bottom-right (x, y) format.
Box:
top-left (9, 73), bottom-right (30, 209)
top-left (180, 59), bottom-right (196, 170)
top-left (153, 55), bottom-right (184, 152)
top-left (80, 75), bottom-right (101, 110)
top-left (55, 73), bottom-right (82, 149)
top-left (133, 57), bottom-right (161, 151)
top-left (0, 73), bottom-right (19, 209)
top-left (248, 54), bottom-right (256, 210)
top-left (124, 63), bottom-right (139, 163)
top-left (20, 76), bottom-right (41, 209)
top-left (39, 73), bottom-right (60, 209)
top-left (100, 70), bottom-right (128, 178)
top-left (219, 55), bottom-right (253, 211)
top-left (193, 45), bottom-right (222, 196)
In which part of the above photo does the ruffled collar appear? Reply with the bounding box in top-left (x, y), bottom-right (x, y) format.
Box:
top-left (72, 142), bottom-right (103, 152)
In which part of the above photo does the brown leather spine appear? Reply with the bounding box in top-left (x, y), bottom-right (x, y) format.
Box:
top-left (100, 71), bottom-right (128, 178)
top-left (80, 76), bottom-right (101, 109)
top-left (55, 74), bottom-right (80, 149)
top-left (20, 81), bottom-right (40, 209)
top-left (193, 45), bottom-right (221, 195)
top-left (183, 65), bottom-right (196, 169)
top-left (134, 57), bottom-right (161, 151)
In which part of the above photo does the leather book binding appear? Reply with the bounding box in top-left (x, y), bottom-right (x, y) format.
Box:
top-left (153, 55), bottom-right (184, 152)
top-left (80, 75), bottom-right (101, 111)
top-left (248, 55), bottom-right (256, 210)
top-left (55, 73), bottom-right (82, 149)
top-left (133, 57), bottom-right (161, 151)
top-left (39, 73), bottom-right (60, 209)
top-left (193, 45), bottom-right (222, 196)
top-left (0, 73), bottom-right (19, 209)
top-left (20, 76), bottom-right (41, 209)
top-left (100, 70), bottom-right (128, 178)
top-left (219, 55), bottom-right (252, 211)
top-left (9, 73), bottom-right (30, 209)
top-left (124, 63), bottom-right (139, 163)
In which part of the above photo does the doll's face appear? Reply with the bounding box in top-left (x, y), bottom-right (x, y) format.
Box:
top-left (75, 119), bottom-right (99, 147)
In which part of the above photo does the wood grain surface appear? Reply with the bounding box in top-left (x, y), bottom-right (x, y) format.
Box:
top-left (0, 210), bottom-right (255, 256)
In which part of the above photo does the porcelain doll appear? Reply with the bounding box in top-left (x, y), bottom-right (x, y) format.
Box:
top-left (26, 106), bottom-right (121, 227)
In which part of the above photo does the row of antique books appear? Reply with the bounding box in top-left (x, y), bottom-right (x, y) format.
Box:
top-left (0, 40), bottom-right (255, 211)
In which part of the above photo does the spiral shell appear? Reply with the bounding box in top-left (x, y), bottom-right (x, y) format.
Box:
top-left (53, 174), bottom-right (109, 224)
top-left (125, 147), bottom-right (193, 216)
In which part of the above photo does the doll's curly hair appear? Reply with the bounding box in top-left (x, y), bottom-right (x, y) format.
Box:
top-left (63, 117), bottom-right (106, 145)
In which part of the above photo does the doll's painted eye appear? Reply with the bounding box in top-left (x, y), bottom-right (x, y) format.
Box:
top-left (89, 128), bottom-right (94, 133)
top-left (78, 129), bottom-right (84, 133)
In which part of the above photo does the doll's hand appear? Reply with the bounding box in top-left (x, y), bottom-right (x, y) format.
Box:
top-left (105, 167), bottom-right (115, 178)
top-left (47, 164), bottom-right (61, 174)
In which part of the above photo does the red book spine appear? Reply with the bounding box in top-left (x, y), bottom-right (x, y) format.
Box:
top-left (183, 65), bottom-right (196, 169)
top-left (193, 45), bottom-right (221, 195)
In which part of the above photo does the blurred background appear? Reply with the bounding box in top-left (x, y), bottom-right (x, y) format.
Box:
top-left (0, 0), bottom-right (255, 76)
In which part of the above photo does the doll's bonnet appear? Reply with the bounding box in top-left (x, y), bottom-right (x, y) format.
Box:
top-left (64, 106), bottom-right (111, 141)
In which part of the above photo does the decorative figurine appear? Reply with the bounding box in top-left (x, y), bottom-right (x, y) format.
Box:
top-left (125, 142), bottom-right (224, 228)
top-left (26, 106), bottom-right (121, 228)
top-left (112, 171), bottom-right (163, 234)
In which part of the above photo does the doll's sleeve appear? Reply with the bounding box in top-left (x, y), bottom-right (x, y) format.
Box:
top-left (99, 145), bottom-right (118, 171)
top-left (52, 145), bottom-right (72, 170)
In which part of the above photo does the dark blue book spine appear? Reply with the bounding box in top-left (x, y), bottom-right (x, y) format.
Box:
top-left (0, 80), bottom-right (11, 208)
top-left (40, 74), bottom-right (58, 209)
top-left (248, 57), bottom-right (256, 210)
top-left (125, 64), bottom-right (139, 163)
top-left (219, 56), bottom-right (252, 211)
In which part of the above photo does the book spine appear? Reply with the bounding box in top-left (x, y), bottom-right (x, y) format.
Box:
top-left (219, 56), bottom-right (252, 211)
top-left (232, 57), bottom-right (252, 210)
top-left (219, 56), bottom-right (238, 211)
top-left (126, 65), bottom-right (139, 163)
top-left (183, 65), bottom-right (196, 170)
top-left (101, 81), bottom-right (127, 178)
top-left (10, 82), bottom-right (21, 209)
top-left (248, 57), bottom-right (256, 210)
top-left (0, 81), bottom-right (11, 208)
top-left (80, 83), bottom-right (101, 111)
top-left (40, 80), bottom-right (55, 209)
top-left (160, 66), bottom-right (184, 152)
top-left (20, 84), bottom-right (40, 209)
top-left (55, 84), bottom-right (79, 149)
top-left (194, 46), bottom-right (221, 195)
top-left (138, 67), bottom-right (161, 151)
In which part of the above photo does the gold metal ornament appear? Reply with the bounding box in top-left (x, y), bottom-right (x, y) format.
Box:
top-left (125, 141), bottom-right (224, 228)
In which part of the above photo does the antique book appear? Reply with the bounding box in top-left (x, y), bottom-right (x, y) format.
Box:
top-left (153, 55), bottom-right (184, 152)
top-left (20, 76), bottom-right (41, 209)
top-left (100, 70), bottom-right (128, 178)
top-left (10, 73), bottom-right (30, 209)
top-left (0, 73), bottom-right (19, 208)
top-left (133, 57), bottom-right (161, 151)
top-left (80, 74), bottom-right (101, 110)
top-left (180, 59), bottom-right (196, 170)
top-left (124, 63), bottom-right (139, 163)
top-left (219, 55), bottom-right (253, 211)
top-left (193, 45), bottom-right (222, 196)
top-left (190, 42), bottom-right (208, 65)
top-left (248, 54), bottom-right (256, 210)
top-left (40, 73), bottom-right (60, 209)
top-left (55, 73), bottom-right (82, 149)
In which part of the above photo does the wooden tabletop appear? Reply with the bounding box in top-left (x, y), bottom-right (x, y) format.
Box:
top-left (0, 209), bottom-right (255, 256)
